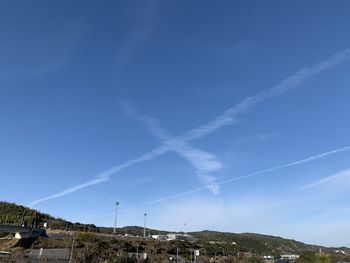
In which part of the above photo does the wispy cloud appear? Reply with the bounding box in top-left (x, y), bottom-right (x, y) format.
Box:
top-left (29, 146), bottom-right (169, 207)
top-left (268, 207), bottom-right (350, 247)
top-left (178, 49), bottom-right (350, 142)
top-left (236, 132), bottom-right (280, 144)
top-left (111, 0), bottom-right (162, 82)
top-left (300, 168), bottom-right (350, 191)
top-left (121, 100), bottom-right (222, 193)
top-left (0, 17), bottom-right (86, 81)
top-left (29, 49), bottom-right (350, 207)
top-left (152, 197), bottom-right (284, 233)
top-left (137, 146), bottom-right (350, 207)
top-left (152, 196), bottom-right (350, 247)
top-left (88, 145), bottom-right (350, 219)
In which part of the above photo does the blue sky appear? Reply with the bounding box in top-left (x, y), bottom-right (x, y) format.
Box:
top-left (1, 1), bottom-right (350, 247)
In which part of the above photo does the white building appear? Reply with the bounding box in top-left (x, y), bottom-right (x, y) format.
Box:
top-left (151, 234), bottom-right (168, 241)
top-left (166, 233), bottom-right (197, 241)
top-left (263, 255), bottom-right (274, 263)
top-left (280, 255), bottom-right (300, 260)
top-left (152, 233), bottom-right (197, 241)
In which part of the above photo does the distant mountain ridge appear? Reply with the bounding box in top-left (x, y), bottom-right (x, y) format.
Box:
top-left (1, 201), bottom-right (349, 255)
top-left (189, 230), bottom-right (350, 255)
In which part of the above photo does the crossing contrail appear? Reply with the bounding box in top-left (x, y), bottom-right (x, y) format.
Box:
top-left (29, 48), bottom-right (350, 207)
top-left (139, 145), bottom-right (350, 206)
top-left (89, 145), bottom-right (350, 222)
top-left (121, 100), bottom-right (223, 194)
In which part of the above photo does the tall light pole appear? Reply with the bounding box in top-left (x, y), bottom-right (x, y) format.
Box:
top-left (69, 236), bottom-right (75, 263)
top-left (143, 213), bottom-right (147, 238)
top-left (114, 201), bottom-right (119, 234)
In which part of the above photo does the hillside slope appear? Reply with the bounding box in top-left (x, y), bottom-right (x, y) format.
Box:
top-left (0, 201), bottom-right (97, 232)
top-left (1, 201), bottom-right (349, 256)
top-left (190, 231), bottom-right (314, 255)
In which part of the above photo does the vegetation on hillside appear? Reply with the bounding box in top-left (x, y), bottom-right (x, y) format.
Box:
top-left (0, 201), bottom-right (48, 226)
top-left (190, 231), bottom-right (310, 255)
top-left (1, 200), bottom-right (350, 262)
top-left (0, 201), bottom-right (97, 232)
top-left (31, 232), bottom-right (254, 262)
top-left (294, 251), bottom-right (331, 263)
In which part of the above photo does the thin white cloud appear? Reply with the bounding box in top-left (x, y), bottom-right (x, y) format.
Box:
top-left (178, 49), bottom-right (350, 142)
top-left (29, 146), bottom-right (169, 207)
top-left (152, 197), bottom-right (284, 233)
top-left (152, 197), bottom-right (350, 247)
top-left (111, 0), bottom-right (162, 82)
top-left (300, 168), bottom-right (350, 191)
top-left (29, 49), bottom-right (350, 207)
top-left (237, 133), bottom-right (279, 143)
top-left (29, 176), bottom-right (109, 207)
top-left (88, 145), bottom-right (350, 219)
top-left (121, 100), bottom-right (222, 193)
top-left (218, 146), bottom-right (350, 186)
top-left (89, 196), bottom-right (285, 231)
top-left (136, 146), bottom-right (350, 207)
top-left (268, 209), bottom-right (350, 247)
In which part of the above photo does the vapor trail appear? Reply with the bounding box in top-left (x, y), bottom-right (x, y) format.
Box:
top-left (121, 100), bottom-right (223, 193)
top-left (29, 49), bottom-right (350, 207)
top-left (178, 49), bottom-right (350, 142)
top-left (29, 146), bottom-right (169, 207)
top-left (90, 146), bottom-right (350, 222)
top-left (136, 145), bottom-right (350, 207)
top-left (300, 168), bottom-right (350, 190)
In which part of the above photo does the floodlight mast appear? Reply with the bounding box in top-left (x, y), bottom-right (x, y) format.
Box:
top-left (143, 213), bottom-right (147, 238)
top-left (113, 201), bottom-right (119, 234)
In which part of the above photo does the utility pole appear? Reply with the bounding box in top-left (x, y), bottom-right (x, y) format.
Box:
top-left (136, 243), bottom-right (139, 259)
top-left (69, 237), bottom-right (75, 263)
top-left (114, 201), bottom-right (119, 234)
top-left (143, 213), bottom-right (147, 238)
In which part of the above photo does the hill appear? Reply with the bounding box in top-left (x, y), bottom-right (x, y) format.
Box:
top-left (0, 201), bottom-right (97, 232)
top-left (1, 201), bottom-right (349, 256)
top-left (190, 231), bottom-right (319, 255)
